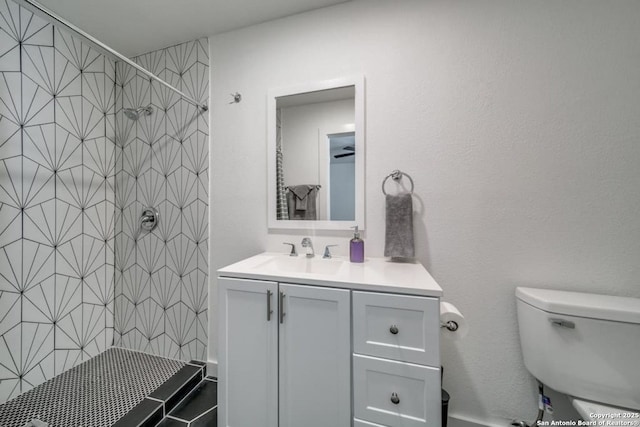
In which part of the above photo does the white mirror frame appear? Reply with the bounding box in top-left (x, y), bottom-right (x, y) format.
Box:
top-left (267, 76), bottom-right (365, 231)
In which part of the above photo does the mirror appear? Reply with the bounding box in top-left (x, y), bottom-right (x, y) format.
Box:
top-left (267, 76), bottom-right (365, 230)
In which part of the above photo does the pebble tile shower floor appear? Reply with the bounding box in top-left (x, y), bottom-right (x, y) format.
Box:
top-left (0, 348), bottom-right (185, 427)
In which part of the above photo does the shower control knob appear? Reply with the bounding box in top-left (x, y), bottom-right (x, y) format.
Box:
top-left (390, 392), bottom-right (400, 405)
top-left (389, 325), bottom-right (399, 335)
top-left (140, 208), bottom-right (159, 232)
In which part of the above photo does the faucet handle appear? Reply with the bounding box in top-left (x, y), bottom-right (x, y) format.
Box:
top-left (283, 242), bottom-right (297, 257)
top-left (323, 245), bottom-right (338, 259)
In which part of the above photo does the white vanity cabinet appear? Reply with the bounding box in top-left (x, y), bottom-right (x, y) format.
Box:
top-left (218, 277), bottom-right (351, 427)
top-left (217, 253), bottom-right (444, 427)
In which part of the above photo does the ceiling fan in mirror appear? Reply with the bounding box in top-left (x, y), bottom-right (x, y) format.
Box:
top-left (334, 145), bottom-right (355, 159)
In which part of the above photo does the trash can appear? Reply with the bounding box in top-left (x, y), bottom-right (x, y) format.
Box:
top-left (442, 389), bottom-right (450, 427)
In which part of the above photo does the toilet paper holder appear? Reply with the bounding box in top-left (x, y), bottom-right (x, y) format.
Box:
top-left (441, 321), bottom-right (459, 332)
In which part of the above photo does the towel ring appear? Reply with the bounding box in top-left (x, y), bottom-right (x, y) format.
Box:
top-left (382, 170), bottom-right (414, 196)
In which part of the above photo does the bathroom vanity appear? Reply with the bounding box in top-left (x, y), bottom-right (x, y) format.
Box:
top-left (217, 252), bottom-right (443, 427)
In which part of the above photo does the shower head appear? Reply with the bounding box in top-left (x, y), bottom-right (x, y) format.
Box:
top-left (124, 106), bottom-right (153, 120)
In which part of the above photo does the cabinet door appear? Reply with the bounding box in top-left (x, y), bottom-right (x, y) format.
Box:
top-left (278, 283), bottom-right (351, 427)
top-left (218, 277), bottom-right (278, 427)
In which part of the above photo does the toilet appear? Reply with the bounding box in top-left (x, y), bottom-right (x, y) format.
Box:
top-left (515, 287), bottom-right (640, 421)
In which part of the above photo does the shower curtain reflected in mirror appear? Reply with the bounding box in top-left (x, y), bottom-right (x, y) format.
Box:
top-left (276, 108), bottom-right (289, 220)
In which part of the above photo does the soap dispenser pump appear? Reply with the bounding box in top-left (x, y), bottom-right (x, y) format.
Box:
top-left (350, 226), bottom-right (364, 263)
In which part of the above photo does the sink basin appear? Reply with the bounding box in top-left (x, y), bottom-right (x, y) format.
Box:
top-left (256, 256), bottom-right (344, 275)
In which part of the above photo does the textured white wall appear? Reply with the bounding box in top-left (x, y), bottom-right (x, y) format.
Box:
top-left (208, 0), bottom-right (640, 424)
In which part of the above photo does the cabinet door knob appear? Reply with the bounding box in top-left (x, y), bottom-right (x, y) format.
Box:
top-left (389, 325), bottom-right (399, 335)
top-left (390, 392), bottom-right (400, 405)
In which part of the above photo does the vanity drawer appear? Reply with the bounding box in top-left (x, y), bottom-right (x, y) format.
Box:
top-left (354, 419), bottom-right (388, 427)
top-left (353, 291), bottom-right (440, 366)
top-left (353, 354), bottom-right (441, 427)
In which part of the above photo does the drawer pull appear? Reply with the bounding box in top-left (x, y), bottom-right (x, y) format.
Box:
top-left (390, 392), bottom-right (400, 405)
top-left (389, 325), bottom-right (399, 335)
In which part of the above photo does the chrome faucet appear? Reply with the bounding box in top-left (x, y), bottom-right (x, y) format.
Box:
top-left (282, 242), bottom-right (297, 257)
top-left (323, 245), bottom-right (338, 259)
top-left (301, 237), bottom-right (314, 258)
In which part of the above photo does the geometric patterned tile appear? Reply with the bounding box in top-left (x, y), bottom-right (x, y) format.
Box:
top-left (165, 41), bottom-right (197, 84)
top-left (182, 131), bottom-right (208, 176)
top-left (150, 266), bottom-right (180, 311)
top-left (0, 0), bottom-right (122, 404)
top-left (137, 232), bottom-right (164, 276)
top-left (139, 105), bottom-right (164, 146)
top-left (136, 299), bottom-right (163, 341)
top-left (21, 156), bottom-right (55, 208)
top-left (136, 50), bottom-right (165, 77)
top-left (84, 264), bottom-right (115, 307)
top-left (182, 200), bottom-right (207, 245)
top-left (0, 291), bottom-right (21, 335)
top-left (22, 44), bottom-right (55, 96)
top-left (166, 301), bottom-right (196, 354)
top-left (155, 200), bottom-right (181, 243)
top-left (83, 71), bottom-right (115, 114)
top-left (20, 322), bottom-right (54, 389)
top-left (113, 294), bottom-right (135, 337)
top-left (0, 27), bottom-right (20, 71)
top-left (114, 37), bottom-right (209, 362)
top-left (138, 168), bottom-right (164, 209)
top-left (0, 322), bottom-right (21, 402)
top-left (122, 265), bottom-right (150, 306)
top-left (55, 28), bottom-right (101, 73)
top-left (167, 167), bottom-right (197, 210)
top-left (22, 124), bottom-right (57, 171)
top-left (123, 74), bottom-right (151, 116)
top-left (0, 114), bottom-right (21, 161)
top-left (56, 235), bottom-right (105, 280)
top-left (84, 136), bottom-right (116, 179)
top-left (0, 72), bottom-right (21, 124)
top-left (152, 136), bottom-right (181, 178)
top-left (0, 201), bottom-right (21, 248)
top-left (183, 62), bottom-right (208, 106)
top-left (22, 76), bottom-right (54, 127)
top-left (166, 234), bottom-right (197, 278)
top-left (183, 268), bottom-right (207, 315)
top-left (167, 100), bottom-right (197, 143)
top-left (84, 201), bottom-right (115, 242)
top-left (53, 49), bottom-right (81, 98)
top-left (151, 79), bottom-right (179, 112)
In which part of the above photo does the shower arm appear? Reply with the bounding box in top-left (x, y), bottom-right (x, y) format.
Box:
top-left (16, 0), bottom-right (208, 113)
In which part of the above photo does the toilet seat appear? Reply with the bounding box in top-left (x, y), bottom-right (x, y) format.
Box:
top-left (571, 397), bottom-right (639, 422)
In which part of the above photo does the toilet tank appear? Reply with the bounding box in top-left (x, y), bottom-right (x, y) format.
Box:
top-left (516, 287), bottom-right (640, 410)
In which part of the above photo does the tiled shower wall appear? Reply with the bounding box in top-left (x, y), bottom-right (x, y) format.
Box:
top-left (113, 39), bottom-right (209, 362)
top-left (0, 0), bottom-right (116, 402)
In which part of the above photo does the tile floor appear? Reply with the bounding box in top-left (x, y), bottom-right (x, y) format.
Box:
top-left (156, 377), bottom-right (217, 426)
top-left (0, 348), bottom-right (185, 427)
top-left (0, 347), bottom-right (217, 427)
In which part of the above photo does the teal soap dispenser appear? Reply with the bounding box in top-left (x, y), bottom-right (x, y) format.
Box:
top-left (350, 226), bottom-right (364, 263)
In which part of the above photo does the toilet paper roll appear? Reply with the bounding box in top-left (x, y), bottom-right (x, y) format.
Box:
top-left (440, 301), bottom-right (468, 340)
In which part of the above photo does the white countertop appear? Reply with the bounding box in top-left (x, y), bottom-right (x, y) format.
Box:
top-left (217, 252), bottom-right (443, 297)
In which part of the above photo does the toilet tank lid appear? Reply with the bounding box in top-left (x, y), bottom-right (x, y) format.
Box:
top-left (516, 287), bottom-right (640, 324)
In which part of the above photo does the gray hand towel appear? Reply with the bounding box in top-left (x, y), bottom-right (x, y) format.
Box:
top-left (384, 192), bottom-right (415, 258)
top-left (289, 185), bottom-right (315, 211)
top-left (287, 186), bottom-right (318, 220)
